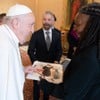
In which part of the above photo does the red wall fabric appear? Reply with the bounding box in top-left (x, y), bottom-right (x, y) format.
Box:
top-left (71, 0), bottom-right (81, 22)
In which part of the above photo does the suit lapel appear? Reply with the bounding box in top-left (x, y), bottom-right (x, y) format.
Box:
top-left (41, 29), bottom-right (56, 51)
top-left (49, 29), bottom-right (55, 51)
top-left (41, 29), bottom-right (49, 51)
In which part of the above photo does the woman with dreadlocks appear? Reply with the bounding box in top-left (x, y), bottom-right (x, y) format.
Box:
top-left (51, 2), bottom-right (100, 100)
top-left (63, 3), bottom-right (100, 100)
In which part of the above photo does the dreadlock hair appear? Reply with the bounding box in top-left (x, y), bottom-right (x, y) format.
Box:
top-left (76, 3), bottom-right (100, 60)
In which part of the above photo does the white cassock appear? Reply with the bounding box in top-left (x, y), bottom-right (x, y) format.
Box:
top-left (0, 24), bottom-right (25, 100)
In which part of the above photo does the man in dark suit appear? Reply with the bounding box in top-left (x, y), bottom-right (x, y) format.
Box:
top-left (28, 11), bottom-right (62, 100)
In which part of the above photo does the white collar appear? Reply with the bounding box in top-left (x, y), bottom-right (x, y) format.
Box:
top-left (43, 28), bottom-right (52, 33)
top-left (4, 24), bottom-right (19, 45)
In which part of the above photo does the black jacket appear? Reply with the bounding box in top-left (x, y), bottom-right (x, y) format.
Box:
top-left (28, 28), bottom-right (62, 63)
top-left (52, 45), bottom-right (100, 100)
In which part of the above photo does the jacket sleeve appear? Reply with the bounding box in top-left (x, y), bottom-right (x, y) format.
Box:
top-left (55, 32), bottom-right (62, 62)
top-left (28, 33), bottom-right (37, 63)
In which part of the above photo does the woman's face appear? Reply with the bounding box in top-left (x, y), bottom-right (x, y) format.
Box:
top-left (73, 13), bottom-right (90, 39)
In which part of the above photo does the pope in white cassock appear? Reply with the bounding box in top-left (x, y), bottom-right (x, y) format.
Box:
top-left (0, 4), bottom-right (35, 100)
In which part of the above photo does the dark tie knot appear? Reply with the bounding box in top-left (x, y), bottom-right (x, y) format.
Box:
top-left (46, 31), bottom-right (50, 35)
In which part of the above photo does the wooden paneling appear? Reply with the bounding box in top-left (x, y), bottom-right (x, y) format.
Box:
top-left (0, 0), bottom-right (67, 30)
top-left (34, 0), bottom-right (67, 30)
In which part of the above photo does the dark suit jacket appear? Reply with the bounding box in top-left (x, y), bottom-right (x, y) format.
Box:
top-left (28, 28), bottom-right (62, 63)
top-left (52, 45), bottom-right (100, 100)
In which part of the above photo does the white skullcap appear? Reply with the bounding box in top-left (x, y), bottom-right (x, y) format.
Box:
top-left (7, 4), bottom-right (32, 16)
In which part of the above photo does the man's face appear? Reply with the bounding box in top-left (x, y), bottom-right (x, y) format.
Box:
top-left (73, 13), bottom-right (89, 40)
top-left (42, 13), bottom-right (53, 30)
top-left (18, 13), bottom-right (35, 44)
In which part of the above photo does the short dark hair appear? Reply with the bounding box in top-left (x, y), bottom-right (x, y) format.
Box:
top-left (0, 13), bottom-right (6, 23)
top-left (0, 13), bottom-right (6, 19)
top-left (45, 11), bottom-right (57, 21)
top-left (53, 14), bottom-right (56, 21)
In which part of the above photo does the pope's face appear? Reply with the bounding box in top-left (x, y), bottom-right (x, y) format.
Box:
top-left (73, 13), bottom-right (90, 40)
top-left (18, 13), bottom-right (35, 44)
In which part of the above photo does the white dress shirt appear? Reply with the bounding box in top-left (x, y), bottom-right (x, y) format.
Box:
top-left (43, 28), bottom-right (52, 42)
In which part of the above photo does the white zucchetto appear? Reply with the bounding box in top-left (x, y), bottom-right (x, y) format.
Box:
top-left (7, 4), bottom-right (32, 16)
